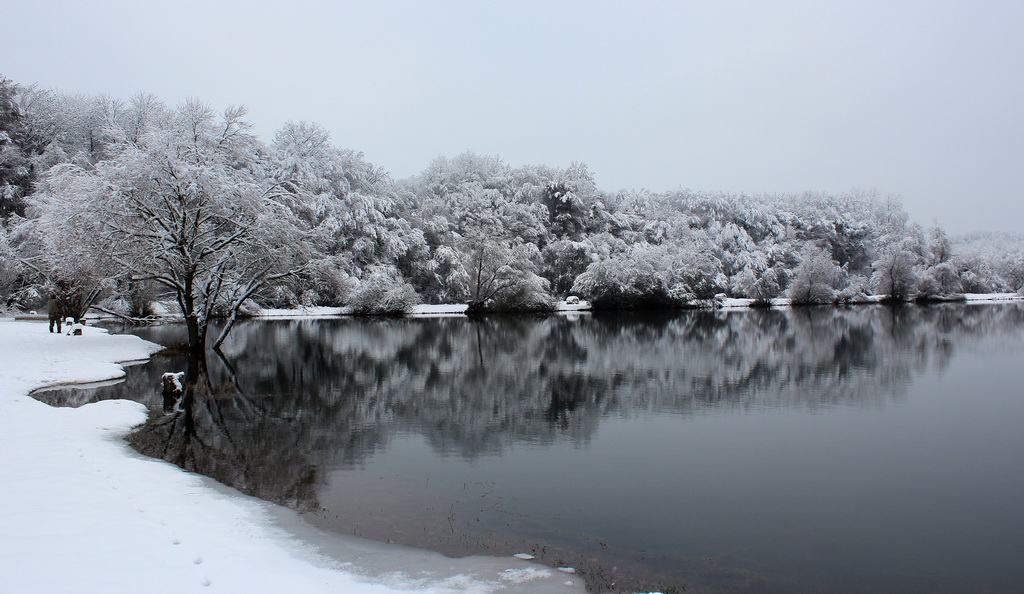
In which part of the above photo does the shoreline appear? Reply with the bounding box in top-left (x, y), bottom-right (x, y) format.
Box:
top-left (17, 292), bottom-right (1021, 326)
top-left (0, 319), bottom-right (586, 593)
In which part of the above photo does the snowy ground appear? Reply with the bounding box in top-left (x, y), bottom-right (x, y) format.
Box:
top-left (715, 292), bottom-right (1024, 309)
top-left (258, 301), bottom-right (593, 319)
top-left (962, 292), bottom-right (1024, 302)
top-left (0, 319), bottom-right (586, 594)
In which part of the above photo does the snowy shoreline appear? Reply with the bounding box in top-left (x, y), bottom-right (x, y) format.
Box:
top-left (252, 294), bottom-right (1023, 320)
top-left (42, 293), bottom-right (1020, 326)
top-left (0, 319), bottom-right (584, 593)
top-left (257, 302), bottom-right (595, 319)
top-left (715, 292), bottom-right (1024, 309)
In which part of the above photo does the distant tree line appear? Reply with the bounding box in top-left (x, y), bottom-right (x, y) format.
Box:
top-left (1, 76), bottom-right (1022, 348)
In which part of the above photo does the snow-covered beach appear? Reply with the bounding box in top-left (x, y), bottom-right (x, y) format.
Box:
top-left (0, 319), bottom-right (584, 594)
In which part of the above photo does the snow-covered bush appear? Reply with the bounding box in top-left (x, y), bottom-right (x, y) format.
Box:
top-left (729, 268), bottom-right (757, 298)
top-left (290, 257), bottom-right (354, 307)
top-left (571, 241), bottom-right (727, 309)
top-left (914, 274), bottom-right (940, 301)
top-left (915, 262), bottom-right (962, 300)
top-left (957, 269), bottom-right (994, 293)
top-left (572, 246), bottom-right (678, 308)
top-left (871, 243), bottom-right (920, 301)
top-left (349, 267), bottom-right (419, 315)
top-left (486, 271), bottom-right (556, 312)
top-left (835, 274), bottom-right (871, 304)
top-left (731, 265), bottom-right (787, 304)
top-left (788, 245), bottom-right (841, 304)
top-left (930, 261), bottom-right (962, 294)
top-left (572, 256), bottom-right (669, 308)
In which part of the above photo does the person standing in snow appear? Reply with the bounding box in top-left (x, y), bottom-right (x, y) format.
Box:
top-left (46, 295), bottom-right (63, 333)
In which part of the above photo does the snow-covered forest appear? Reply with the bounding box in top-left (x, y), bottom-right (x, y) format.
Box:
top-left (2, 77), bottom-right (1023, 346)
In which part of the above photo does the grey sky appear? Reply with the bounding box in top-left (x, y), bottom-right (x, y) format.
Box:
top-left (4, 0), bottom-right (1022, 234)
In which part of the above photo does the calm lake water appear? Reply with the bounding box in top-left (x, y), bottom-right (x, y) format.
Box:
top-left (36, 303), bottom-right (1024, 593)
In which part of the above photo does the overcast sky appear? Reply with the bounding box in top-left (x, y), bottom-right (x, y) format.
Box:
top-left (4, 0), bottom-right (1022, 234)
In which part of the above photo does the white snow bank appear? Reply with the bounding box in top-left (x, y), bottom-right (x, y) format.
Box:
top-left (259, 305), bottom-right (348, 318)
top-left (258, 302), bottom-right (591, 319)
top-left (0, 319), bottom-right (583, 593)
top-left (716, 293), bottom-right (1024, 309)
top-left (964, 292), bottom-right (1024, 302)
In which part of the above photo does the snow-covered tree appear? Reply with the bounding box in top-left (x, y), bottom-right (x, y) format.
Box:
top-left (0, 226), bottom-right (22, 304)
top-left (11, 151), bottom-right (129, 320)
top-left (871, 241), bottom-right (920, 301)
top-left (405, 153), bottom-right (548, 247)
top-left (927, 222), bottom-right (952, 266)
top-left (787, 244), bottom-right (841, 304)
top-left (542, 239), bottom-right (595, 297)
top-left (17, 89), bottom-right (129, 170)
top-left (947, 232), bottom-right (1024, 293)
top-left (786, 190), bottom-right (900, 274)
top-left (12, 80), bottom-right (1016, 315)
top-left (916, 261), bottom-right (962, 298)
top-left (571, 251), bottom-right (669, 309)
top-left (419, 244), bottom-right (470, 304)
top-left (571, 240), bottom-right (725, 308)
top-left (459, 236), bottom-right (553, 312)
top-left (0, 76), bottom-right (33, 219)
top-left (542, 162), bottom-right (603, 240)
top-left (45, 101), bottom-right (306, 349)
top-left (732, 264), bottom-right (788, 303)
top-left (268, 120), bottom-right (423, 298)
top-left (293, 255), bottom-right (356, 307)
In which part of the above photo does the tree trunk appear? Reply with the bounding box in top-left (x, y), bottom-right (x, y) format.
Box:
top-left (185, 314), bottom-right (203, 352)
top-left (182, 272), bottom-right (206, 352)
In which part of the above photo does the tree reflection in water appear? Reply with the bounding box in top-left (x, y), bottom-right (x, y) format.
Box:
top-left (36, 303), bottom-right (1024, 592)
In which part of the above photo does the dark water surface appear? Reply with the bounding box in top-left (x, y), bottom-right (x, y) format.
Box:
top-left (36, 304), bottom-right (1024, 592)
